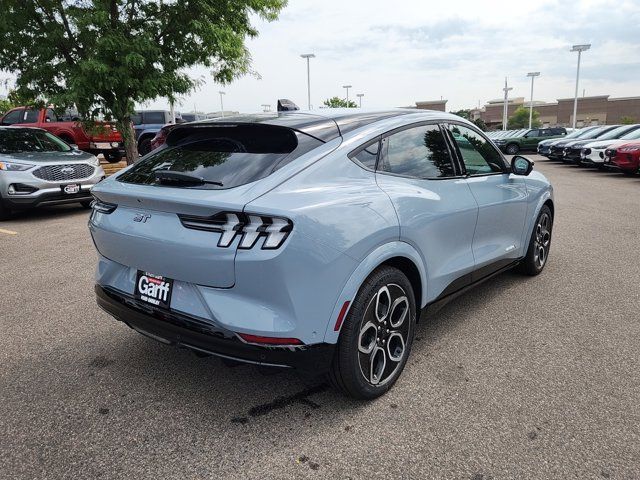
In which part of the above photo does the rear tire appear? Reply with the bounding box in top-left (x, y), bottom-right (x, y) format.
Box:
top-left (138, 137), bottom-right (152, 157)
top-left (104, 152), bottom-right (123, 163)
top-left (328, 266), bottom-right (416, 399)
top-left (518, 205), bottom-right (553, 276)
top-left (506, 143), bottom-right (519, 155)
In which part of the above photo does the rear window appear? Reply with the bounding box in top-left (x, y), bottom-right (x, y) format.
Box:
top-left (118, 124), bottom-right (323, 189)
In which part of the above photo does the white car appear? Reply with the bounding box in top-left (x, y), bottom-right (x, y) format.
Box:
top-left (580, 124), bottom-right (640, 166)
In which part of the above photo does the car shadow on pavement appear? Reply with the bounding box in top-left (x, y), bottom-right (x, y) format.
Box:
top-left (3, 204), bottom-right (91, 223)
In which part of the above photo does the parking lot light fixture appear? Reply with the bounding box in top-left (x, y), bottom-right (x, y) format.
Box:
top-left (571, 44), bottom-right (591, 129)
top-left (526, 72), bottom-right (540, 129)
top-left (343, 85), bottom-right (352, 106)
top-left (300, 54), bottom-right (315, 110)
top-left (502, 77), bottom-right (513, 131)
top-left (218, 91), bottom-right (225, 118)
top-left (356, 93), bottom-right (364, 108)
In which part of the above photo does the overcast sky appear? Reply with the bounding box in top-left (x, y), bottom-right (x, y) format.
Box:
top-left (5, 0), bottom-right (640, 114)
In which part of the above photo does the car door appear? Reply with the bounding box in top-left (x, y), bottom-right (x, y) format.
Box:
top-left (444, 123), bottom-right (529, 280)
top-left (523, 129), bottom-right (540, 149)
top-left (374, 122), bottom-right (479, 301)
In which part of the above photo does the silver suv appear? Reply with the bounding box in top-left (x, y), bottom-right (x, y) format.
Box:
top-left (0, 127), bottom-right (105, 219)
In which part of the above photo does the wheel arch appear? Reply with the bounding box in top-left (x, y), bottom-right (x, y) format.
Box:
top-left (323, 241), bottom-right (427, 344)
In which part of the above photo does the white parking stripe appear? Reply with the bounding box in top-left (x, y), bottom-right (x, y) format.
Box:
top-left (0, 228), bottom-right (17, 235)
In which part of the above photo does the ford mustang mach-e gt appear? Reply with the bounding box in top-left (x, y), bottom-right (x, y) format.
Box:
top-left (89, 109), bottom-right (554, 399)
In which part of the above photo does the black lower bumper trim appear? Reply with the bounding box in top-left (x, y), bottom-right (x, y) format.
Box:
top-left (95, 285), bottom-right (335, 374)
top-left (5, 191), bottom-right (92, 209)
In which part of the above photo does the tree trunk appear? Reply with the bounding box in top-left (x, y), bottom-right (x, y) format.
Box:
top-left (116, 118), bottom-right (138, 165)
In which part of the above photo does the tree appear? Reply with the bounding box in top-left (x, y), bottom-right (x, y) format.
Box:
top-left (0, 0), bottom-right (285, 164)
top-left (619, 116), bottom-right (636, 125)
top-left (450, 109), bottom-right (472, 120)
top-left (508, 106), bottom-right (541, 129)
top-left (472, 118), bottom-right (487, 131)
top-left (323, 97), bottom-right (357, 108)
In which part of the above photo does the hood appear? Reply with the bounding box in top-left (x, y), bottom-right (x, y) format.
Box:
top-left (0, 149), bottom-right (98, 164)
top-left (565, 139), bottom-right (594, 148)
top-left (583, 139), bottom-right (627, 149)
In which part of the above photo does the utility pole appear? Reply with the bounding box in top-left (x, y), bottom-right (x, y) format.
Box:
top-left (343, 85), bottom-right (352, 106)
top-left (300, 54), bottom-right (315, 110)
top-left (571, 44), bottom-right (591, 129)
top-left (356, 93), bottom-right (364, 108)
top-left (526, 72), bottom-right (540, 129)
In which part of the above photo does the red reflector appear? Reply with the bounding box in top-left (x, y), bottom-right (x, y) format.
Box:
top-left (334, 301), bottom-right (351, 331)
top-left (237, 333), bottom-right (303, 345)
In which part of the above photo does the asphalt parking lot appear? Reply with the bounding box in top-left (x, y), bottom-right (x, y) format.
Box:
top-left (1, 156), bottom-right (639, 479)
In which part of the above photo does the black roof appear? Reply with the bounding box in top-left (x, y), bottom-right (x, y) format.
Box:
top-left (189, 109), bottom-right (416, 142)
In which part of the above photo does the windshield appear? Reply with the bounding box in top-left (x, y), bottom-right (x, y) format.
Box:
top-left (0, 129), bottom-right (72, 153)
top-left (596, 125), bottom-right (639, 141)
top-left (620, 128), bottom-right (640, 140)
top-left (118, 124), bottom-right (323, 190)
top-left (564, 128), bottom-right (591, 139)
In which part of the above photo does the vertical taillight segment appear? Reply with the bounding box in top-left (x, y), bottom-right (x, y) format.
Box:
top-left (178, 212), bottom-right (293, 250)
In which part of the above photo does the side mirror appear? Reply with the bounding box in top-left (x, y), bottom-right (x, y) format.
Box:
top-left (511, 155), bottom-right (534, 176)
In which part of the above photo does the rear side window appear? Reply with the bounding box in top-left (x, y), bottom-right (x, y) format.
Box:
top-left (350, 139), bottom-right (380, 170)
top-left (23, 110), bottom-right (39, 123)
top-left (144, 112), bottom-right (166, 124)
top-left (118, 124), bottom-right (323, 189)
top-left (380, 124), bottom-right (455, 179)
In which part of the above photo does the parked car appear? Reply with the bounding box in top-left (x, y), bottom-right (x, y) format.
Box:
top-left (89, 109), bottom-right (554, 399)
top-left (132, 110), bottom-right (181, 156)
top-left (579, 125), bottom-right (640, 167)
top-left (605, 141), bottom-right (640, 174)
top-left (180, 112), bottom-right (207, 122)
top-left (537, 126), bottom-right (599, 157)
top-left (149, 123), bottom-right (177, 152)
top-left (548, 125), bottom-right (618, 160)
top-left (0, 107), bottom-right (124, 163)
top-left (561, 125), bottom-right (623, 163)
top-left (0, 127), bottom-right (105, 219)
top-left (494, 127), bottom-right (567, 154)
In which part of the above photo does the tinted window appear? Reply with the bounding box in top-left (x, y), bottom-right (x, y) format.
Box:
top-left (2, 110), bottom-right (23, 125)
top-left (23, 109), bottom-right (39, 123)
top-left (539, 129), bottom-right (551, 136)
top-left (45, 109), bottom-right (58, 122)
top-left (447, 124), bottom-right (505, 175)
top-left (0, 129), bottom-right (71, 153)
top-left (551, 128), bottom-right (566, 135)
top-left (118, 125), bottom-right (322, 190)
top-left (350, 140), bottom-right (380, 170)
top-left (131, 113), bottom-right (143, 125)
top-left (527, 129), bottom-right (540, 137)
top-left (380, 125), bottom-right (455, 179)
top-left (144, 112), bottom-right (166, 124)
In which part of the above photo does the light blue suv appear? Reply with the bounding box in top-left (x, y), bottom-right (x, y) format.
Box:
top-left (89, 109), bottom-right (554, 399)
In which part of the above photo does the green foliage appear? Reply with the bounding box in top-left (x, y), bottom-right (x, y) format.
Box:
top-left (0, 0), bottom-right (286, 162)
top-left (472, 118), bottom-right (487, 131)
top-left (450, 109), bottom-right (471, 120)
top-left (619, 116), bottom-right (636, 125)
top-left (323, 97), bottom-right (357, 108)
top-left (508, 106), bottom-right (541, 129)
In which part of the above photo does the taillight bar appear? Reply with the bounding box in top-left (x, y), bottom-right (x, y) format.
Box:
top-left (178, 211), bottom-right (293, 250)
top-left (91, 199), bottom-right (117, 214)
top-left (237, 333), bottom-right (303, 346)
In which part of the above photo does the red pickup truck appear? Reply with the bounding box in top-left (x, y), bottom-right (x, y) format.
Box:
top-left (0, 107), bottom-right (125, 163)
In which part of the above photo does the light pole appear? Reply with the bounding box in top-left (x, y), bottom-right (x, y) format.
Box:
top-left (343, 85), bottom-right (352, 106)
top-left (356, 93), bottom-right (364, 108)
top-left (218, 91), bottom-right (225, 118)
top-left (300, 53), bottom-right (315, 110)
top-left (571, 44), bottom-right (590, 129)
top-left (261, 104), bottom-right (270, 112)
top-left (526, 72), bottom-right (540, 129)
top-left (502, 77), bottom-right (513, 131)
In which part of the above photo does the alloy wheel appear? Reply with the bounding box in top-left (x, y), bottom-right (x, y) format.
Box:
top-left (534, 212), bottom-right (551, 269)
top-left (357, 284), bottom-right (411, 386)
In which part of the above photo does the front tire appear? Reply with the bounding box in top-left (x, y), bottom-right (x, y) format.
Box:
top-left (518, 205), bottom-right (553, 276)
top-left (328, 266), bottom-right (416, 399)
top-left (506, 143), bottom-right (520, 155)
top-left (0, 199), bottom-right (12, 221)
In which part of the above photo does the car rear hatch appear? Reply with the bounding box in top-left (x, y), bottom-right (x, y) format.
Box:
top-left (89, 120), bottom-right (334, 288)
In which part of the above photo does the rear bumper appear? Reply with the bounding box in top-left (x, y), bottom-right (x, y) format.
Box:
top-left (95, 285), bottom-right (335, 374)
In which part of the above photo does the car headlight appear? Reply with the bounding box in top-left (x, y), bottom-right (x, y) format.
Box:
top-left (619, 146), bottom-right (640, 153)
top-left (0, 161), bottom-right (34, 171)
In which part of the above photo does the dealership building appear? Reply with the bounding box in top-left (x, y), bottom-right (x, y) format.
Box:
top-left (414, 95), bottom-right (640, 129)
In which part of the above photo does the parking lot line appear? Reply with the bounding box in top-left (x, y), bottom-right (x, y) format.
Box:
top-left (0, 228), bottom-right (18, 235)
